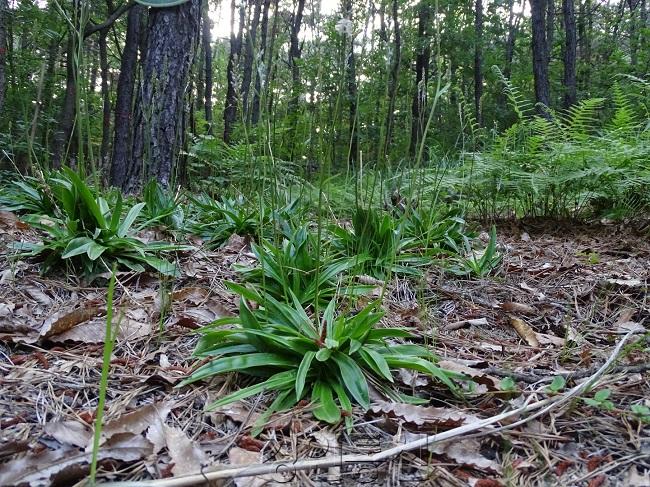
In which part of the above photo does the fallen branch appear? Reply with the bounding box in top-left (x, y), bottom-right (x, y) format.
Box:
top-left (100, 332), bottom-right (633, 487)
top-left (483, 360), bottom-right (650, 384)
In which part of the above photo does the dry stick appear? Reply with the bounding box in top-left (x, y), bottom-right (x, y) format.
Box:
top-left (101, 332), bottom-right (633, 487)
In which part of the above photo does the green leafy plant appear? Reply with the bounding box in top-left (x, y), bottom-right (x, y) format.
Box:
top-left (181, 284), bottom-right (462, 427)
top-left (0, 173), bottom-right (58, 216)
top-left (629, 404), bottom-right (650, 424)
top-left (447, 225), bottom-right (502, 278)
top-left (140, 179), bottom-right (185, 230)
top-left (401, 205), bottom-right (469, 252)
top-left (499, 377), bottom-right (518, 392)
top-left (583, 389), bottom-right (614, 411)
top-left (13, 168), bottom-right (181, 278)
top-left (546, 376), bottom-right (567, 394)
top-left (237, 225), bottom-right (370, 307)
top-left (189, 194), bottom-right (270, 246)
top-left (331, 207), bottom-right (430, 279)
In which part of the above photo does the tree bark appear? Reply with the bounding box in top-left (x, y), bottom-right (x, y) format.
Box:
top-left (110, 4), bottom-right (144, 189)
top-left (251, 0), bottom-right (271, 125)
top-left (0, 0), bottom-right (8, 116)
top-left (129, 0), bottom-right (201, 191)
top-left (52, 34), bottom-right (77, 168)
top-left (343, 0), bottom-right (358, 164)
top-left (409, 0), bottom-right (430, 157)
top-left (562, 0), bottom-right (577, 107)
top-left (287, 0), bottom-right (305, 157)
top-left (530, 0), bottom-right (551, 113)
top-left (40, 34), bottom-right (60, 150)
top-left (241, 0), bottom-right (261, 122)
top-left (202, 4), bottom-right (213, 134)
top-left (99, 27), bottom-right (111, 170)
top-left (224, 0), bottom-right (244, 144)
top-left (546, 0), bottom-right (555, 66)
top-left (382, 0), bottom-right (400, 158)
top-left (474, 0), bottom-right (483, 126)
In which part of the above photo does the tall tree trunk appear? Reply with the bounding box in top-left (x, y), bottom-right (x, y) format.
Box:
top-left (264, 0), bottom-right (279, 117)
top-left (503, 0), bottom-right (518, 80)
top-left (530, 0), bottom-right (551, 113)
top-left (251, 0), bottom-right (271, 125)
top-left (474, 0), bottom-right (483, 126)
top-left (129, 0), bottom-right (201, 191)
top-left (40, 35), bottom-right (60, 150)
top-left (342, 0), bottom-right (358, 164)
top-left (383, 0), bottom-right (400, 158)
top-left (224, 0), bottom-right (244, 144)
top-left (52, 34), bottom-right (78, 168)
top-left (0, 0), bottom-right (8, 116)
top-left (241, 0), bottom-right (261, 122)
top-left (546, 0), bottom-right (555, 66)
top-left (409, 1), bottom-right (430, 157)
top-left (577, 0), bottom-right (592, 90)
top-left (641, 0), bottom-right (648, 75)
top-left (628, 0), bottom-right (641, 67)
top-left (287, 0), bottom-right (305, 157)
top-left (202, 4), bottom-right (213, 134)
top-left (99, 27), bottom-right (111, 171)
top-left (562, 0), bottom-right (577, 107)
top-left (110, 4), bottom-right (144, 189)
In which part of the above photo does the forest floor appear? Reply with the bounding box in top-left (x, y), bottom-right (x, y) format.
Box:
top-left (0, 216), bottom-right (649, 487)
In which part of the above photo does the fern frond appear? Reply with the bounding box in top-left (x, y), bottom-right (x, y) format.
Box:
top-left (491, 66), bottom-right (533, 121)
top-left (559, 98), bottom-right (605, 141)
top-left (607, 82), bottom-right (639, 136)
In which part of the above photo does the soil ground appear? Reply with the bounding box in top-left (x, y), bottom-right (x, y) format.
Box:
top-left (1, 216), bottom-right (649, 486)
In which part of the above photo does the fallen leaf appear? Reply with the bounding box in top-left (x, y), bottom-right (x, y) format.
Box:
top-left (535, 333), bottom-right (565, 346)
top-left (500, 302), bottom-right (536, 315)
top-left (604, 278), bottom-right (642, 288)
top-left (163, 425), bottom-right (207, 476)
top-left (50, 315), bottom-right (151, 344)
top-left (93, 402), bottom-right (172, 449)
top-left (443, 317), bottom-right (489, 331)
top-left (218, 401), bottom-right (291, 432)
top-left (312, 430), bottom-right (340, 480)
top-left (370, 401), bottom-right (481, 430)
top-left (430, 438), bottom-right (502, 474)
top-left (623, 465), bottom-right (650, 486)
top-left (508, 316), bottom-right (539, 347)
top-left (40, 305), bottom-right (105, 338)
top-left (438, 360), bottom-right (500, 391)
top-left (44, 421), bottom-right (92, 448)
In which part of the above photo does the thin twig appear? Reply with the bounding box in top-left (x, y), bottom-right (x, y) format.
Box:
top-left (100, 332), bottom-right (633, 487)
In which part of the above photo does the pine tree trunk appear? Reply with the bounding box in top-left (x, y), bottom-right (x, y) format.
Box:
top-left (40, 34), bottom-right (59, 149)
top-left (0, 0), bottom-right (8, 116)
top-left (562, 0), bottom-right (577, 107)
top-left (241, 0), bottom-right (261, 122)
top-left (251, 0), bottom-right (270, 125)
top-left (383, 0), bottom-right (400, 158)
top-left (129, 0), bottom-right (201, 191)
top-left (52, 34), bottom-right (77, 168)
top-left (474, 0), bottom-right (483, 126)
top-left (110, 4), bottom-right (144, 189)
top-left (202, 5), bottom-right (213, 134)
top-left (99, 27), bottom-right (111, 171)
top-left (546, 0), bottom-right (555, 66)
top-left (224, 0), bottom-right (244, 144)
top-left (409, 1), bottom-right (430, 157)
top-left (343, 0), bottom-right (358, 164)
top-left (287, 0), bottom-right (305, 157)
top-left (530, 0), bottom-right (551, 113)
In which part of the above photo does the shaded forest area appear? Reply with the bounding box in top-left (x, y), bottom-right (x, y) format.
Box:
top-left (0, 0), bottom-right (650, 486)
